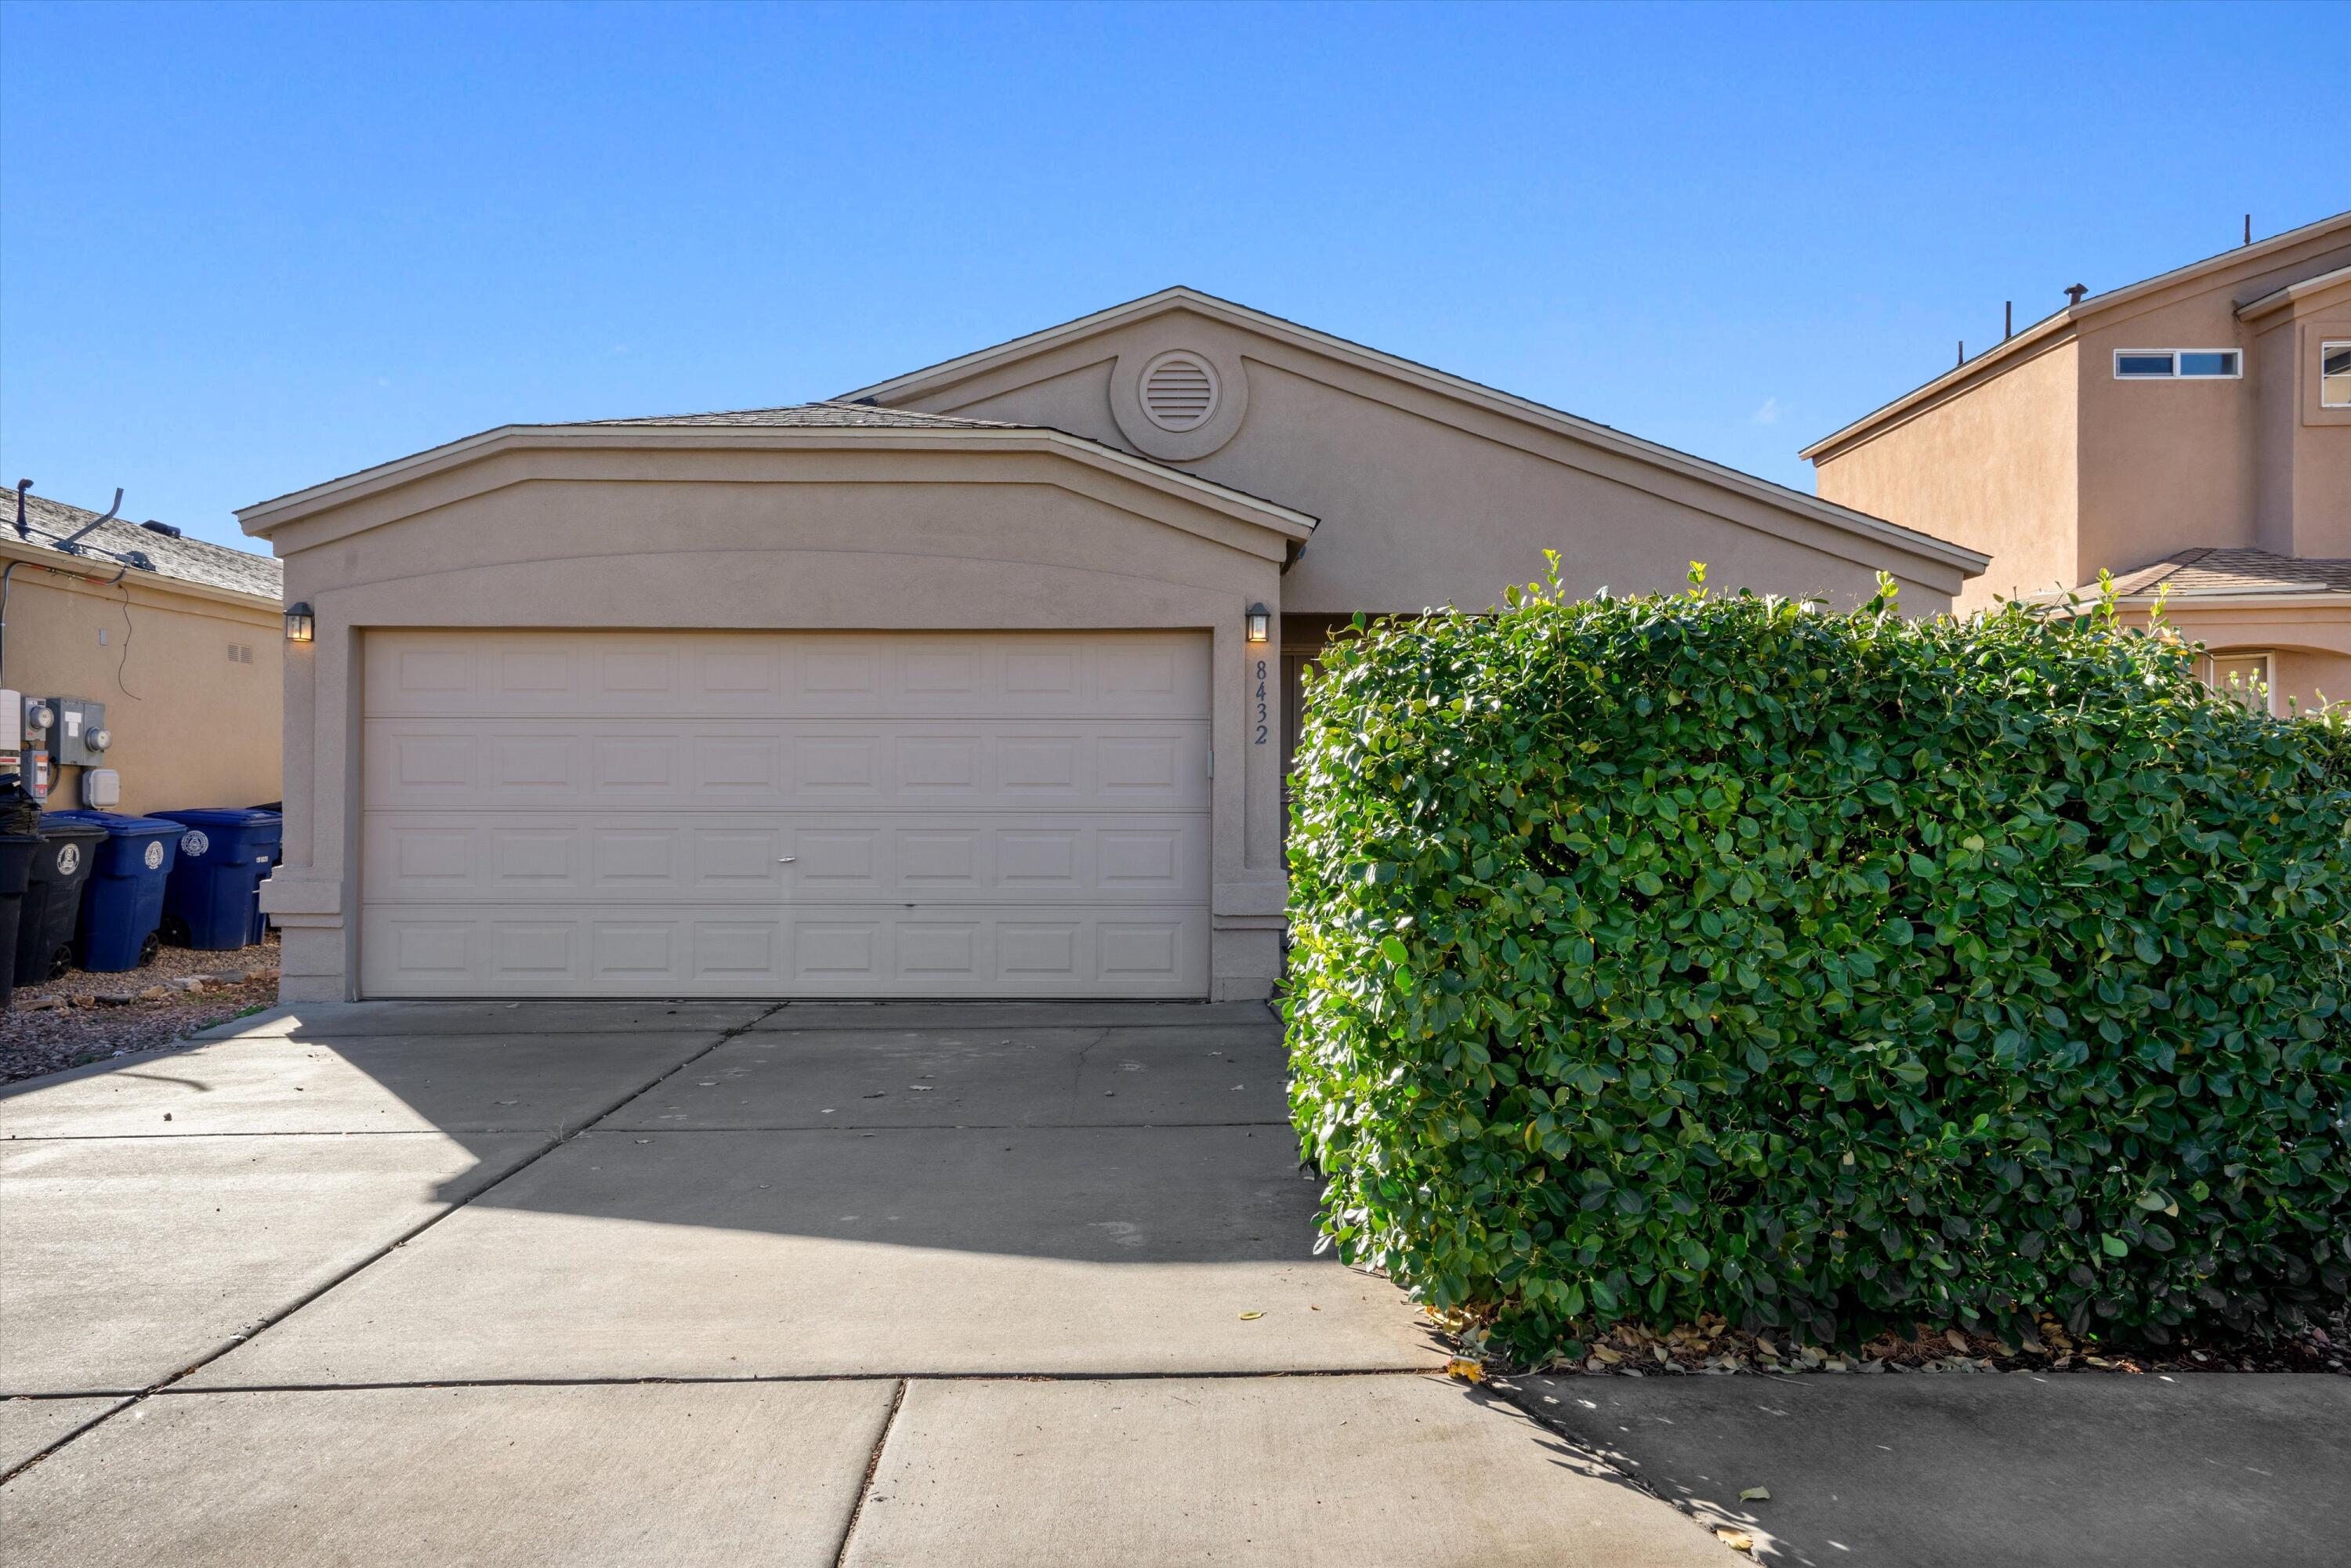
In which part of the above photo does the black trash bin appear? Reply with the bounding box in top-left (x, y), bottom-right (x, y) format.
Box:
top-left (15, 818), bottom-right (107, 987)
top-left (0, 832), bottom-right (38, 1009)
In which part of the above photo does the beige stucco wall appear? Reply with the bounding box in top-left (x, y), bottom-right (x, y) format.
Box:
top-left (2071, 243), bottom-right (2350, 575)
top-left (2247, 286), bottom-right (2351, 558)
top-left (889, 309), bottom-right (1972, 614)
top-left (248, 441), bottom-right (1293, 1003)
top-left (2114, 601), bottom-right (2351, 715)
top-left (0, 541), bottom-right (282, 817)
top-left (1813, 339), bottom-right (2080, 614)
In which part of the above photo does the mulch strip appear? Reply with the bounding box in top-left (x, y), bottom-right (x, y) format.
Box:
top-left (1436, 1305), bottom-right (2348, 1379)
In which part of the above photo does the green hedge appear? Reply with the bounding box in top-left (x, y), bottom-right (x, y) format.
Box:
top-left (1284, 567), bottom-right (2351, 1355)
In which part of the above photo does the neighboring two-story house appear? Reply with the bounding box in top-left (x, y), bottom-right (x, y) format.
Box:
top-left (1802, 210), bottom-right (2351, 712)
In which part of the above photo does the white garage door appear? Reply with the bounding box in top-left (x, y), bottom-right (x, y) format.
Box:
top-left (359, 630), bottom-right (1212, 998)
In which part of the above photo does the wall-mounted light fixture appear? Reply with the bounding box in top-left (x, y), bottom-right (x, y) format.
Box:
top-left (284, 602), bottom-right (315, 643)
top-left (1244, 602), bottom-right (1270, 643)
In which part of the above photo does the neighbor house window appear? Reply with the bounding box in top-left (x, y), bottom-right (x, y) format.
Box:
top-left (2324, 341), bottom-right (2351, 407)
top-left (2115, 349), bottom-right (2241, 379)
top-left (2207, 651), bottom-right (2274, 715)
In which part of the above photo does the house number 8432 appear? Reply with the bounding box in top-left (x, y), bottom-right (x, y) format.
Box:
top-left (1254, 659), bottom-right (1269, 745)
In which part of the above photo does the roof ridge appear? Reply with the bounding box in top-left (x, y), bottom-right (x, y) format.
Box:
top-left (573, 400), bottom-right (1025, 431)
top-left (1803, 208), bottom-right (2351, 460)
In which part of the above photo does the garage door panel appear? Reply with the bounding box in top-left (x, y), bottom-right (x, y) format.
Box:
top-left (363, 721), bottom-right (1208, 811)
top-left (364, 813), bottom-right (1208, 903)
top-left (357, 904), bottom-right (1209, 997)
top-left (365, 632), bottom-right (1208, 720)
top-left (362, 630), bottom-right (1211, 998)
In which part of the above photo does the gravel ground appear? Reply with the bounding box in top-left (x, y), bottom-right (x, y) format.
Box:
top-left (0, 933), bottom-right (279, 1086)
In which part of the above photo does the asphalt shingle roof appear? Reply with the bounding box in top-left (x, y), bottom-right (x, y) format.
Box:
top-left (11, 492), bottom-right (282, 601)
top-left (2095, 548), bottom-right (2351, 598)
top-left (578, 400), bottom-right (1020, 430)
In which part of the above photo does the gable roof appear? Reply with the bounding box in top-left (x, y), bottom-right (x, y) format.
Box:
top-left (1802, 208), bottom-right (2351, 462)
top-left (237, 402), bottom-right (1316, 545)
top-left (842, 287), bottom-right (1989, 578)
top-left (9, 491), bottom-right (282, 602)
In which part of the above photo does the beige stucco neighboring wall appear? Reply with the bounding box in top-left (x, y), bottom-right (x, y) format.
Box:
top-left (2069, 241), bottom-right (2351, 576)
top-left (2244, 281), bottom-right (2351, 559)
top-left (0, 538), bottom-right (282, 816)
top-left (245, 439), bottom-right (1295, 1003)
top-left (886, 306), bottom-right (1975, 614)
top-left (1813, 339), bottom-right (2080, 614)
top-left (2073, 299), bottom-right (2259, 574)
top-left (2112, 600), bottom-right (2351, 715)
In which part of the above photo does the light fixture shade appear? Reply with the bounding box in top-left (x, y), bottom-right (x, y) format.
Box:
top-left (1245, 602), bottom-right (1270, 643)
top-left (284, 602), bottom-right (315, 643)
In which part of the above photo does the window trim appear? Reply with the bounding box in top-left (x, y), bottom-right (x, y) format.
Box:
top-left (2112, 347), bottom-right (2244, 380)
top-left (2323, 339), bottom-right (2351, 409)
top-left (2206, 650), bottom-right (2276, 716)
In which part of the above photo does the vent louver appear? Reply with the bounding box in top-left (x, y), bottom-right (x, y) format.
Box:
top-left (1140, 353), bottom-right (1219, 431)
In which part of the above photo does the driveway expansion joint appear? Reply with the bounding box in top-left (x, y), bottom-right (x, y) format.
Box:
top-left (147, 1365), bottom-right (1446, 1396)
top-left (0, 1001), bottom-right (790, 1487)
top-left (831, 1378), bottom-right (907, 1568)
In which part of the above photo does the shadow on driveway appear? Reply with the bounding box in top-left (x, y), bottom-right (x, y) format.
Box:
top-left (2, 1000), bottom-right (1444, 1392)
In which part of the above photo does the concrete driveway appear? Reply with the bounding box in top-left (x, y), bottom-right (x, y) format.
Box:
top-left (0, 1000), bottom-right (1726, 1566)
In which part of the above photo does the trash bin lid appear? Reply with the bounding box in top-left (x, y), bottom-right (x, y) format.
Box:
top-left (31, 817), bottom-right (107, 842)
top-left (152, 807), bottom-right (284, 827)
top-left (40, 809), bottom-right (183, 838)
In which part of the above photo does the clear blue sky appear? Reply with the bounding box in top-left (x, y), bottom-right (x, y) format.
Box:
top-left (3, 1), bottom-right (2343, 550)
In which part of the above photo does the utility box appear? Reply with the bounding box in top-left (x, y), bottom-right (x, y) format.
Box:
top-left (16, 694), bottom-right (53, 801)
top-left (46, 697), bottom-right (110, 767)
top-left (82, 768), bottom-right (121, 808)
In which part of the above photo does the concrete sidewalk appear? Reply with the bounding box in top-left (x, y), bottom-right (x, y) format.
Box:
top-left (0, 1000), bottom-right (1732, 1566)
top-left (1503, 1370), bottom-right (2351, 1568)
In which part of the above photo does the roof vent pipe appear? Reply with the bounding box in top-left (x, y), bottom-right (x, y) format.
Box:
top-left (2244, 214), bottom-right (2252, 247)
top-left (2005, 301), bottom-right (2012, 340)
top-left (13, 479), bottom-right (29, 538)
top-left (2064, 284), bottom-right (2088, 307)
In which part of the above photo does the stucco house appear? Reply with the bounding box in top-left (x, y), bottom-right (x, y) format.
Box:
top-left (5, 489), bottom-right (283, 815)
top-left (1803, 210), bottom-right (2351, 712)
top-left (241, 288), bottom-right (1986, 1003)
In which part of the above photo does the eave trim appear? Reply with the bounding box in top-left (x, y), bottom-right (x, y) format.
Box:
top-left (236, 424), bottom-right (1319, 542)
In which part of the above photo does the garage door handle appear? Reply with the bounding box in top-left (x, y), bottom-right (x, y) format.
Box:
top-left (777, 856), bottom-right (796, 864)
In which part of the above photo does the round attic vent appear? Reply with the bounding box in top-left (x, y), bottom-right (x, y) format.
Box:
top-left (1139, 351), bottom-right (1219, 432)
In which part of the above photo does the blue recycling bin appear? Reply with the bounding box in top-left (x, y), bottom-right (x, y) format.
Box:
top-left (44, 810), bottom-right (183, 972)
top-left (154, 807), bottom-right (284, 951)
